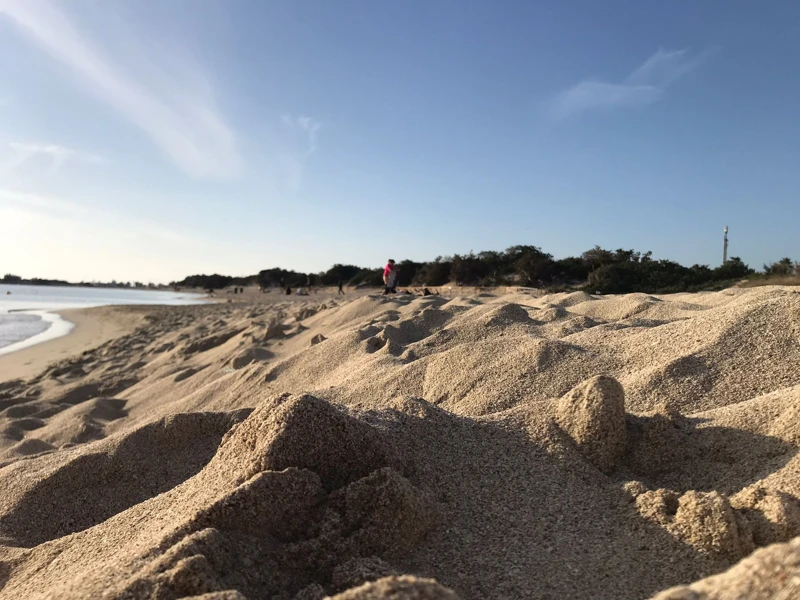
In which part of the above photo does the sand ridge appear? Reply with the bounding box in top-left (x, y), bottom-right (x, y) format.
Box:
top-left (1, 286), bottom-right (800, 598)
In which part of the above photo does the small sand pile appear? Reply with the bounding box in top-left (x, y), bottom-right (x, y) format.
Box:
top-left (634, 489), bottom-right (753, 561)
top-left (556, 375), bottom-right (626, 473)
top-left (1, 286), bottom-right (800, 598)
top-left (330, 576), bottom-right (460, 599)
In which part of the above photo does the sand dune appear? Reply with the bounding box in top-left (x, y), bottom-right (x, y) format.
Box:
top-left (1, 286), bottom-right (800, 598)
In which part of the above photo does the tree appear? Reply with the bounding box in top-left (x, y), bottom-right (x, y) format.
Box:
top-left (552, 257), bottom-right (589, 283)
top-left (450, 253), bottom-right (488, 285)
top-left (505, 245), bottom-right (555, 286)
top-left (712, 257), bottom-right (752, 281)
top-left (581, 246), bottom-right (616, 271)
top-left (395, 260), bottom-right (423, 287)
top-left (639, 260), bottom-right (689, 292)
top-left (320, 264), bottom-right (362, 286)
top-left (256, 268), bottom-right (306, 288)
top-left (587, 263), bottom-right (641, 294)
top-left (685, 264), bottom-right (713, 287)
top-left (414, 257), bottom-right (452, 286)
top-left (178, 274), bottom-right (233, 290)
top-left (477, 250), bottom-right (507, 285)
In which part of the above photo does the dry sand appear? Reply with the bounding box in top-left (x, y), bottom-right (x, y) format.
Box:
top-left (1, 285), bottom-right (800, 598)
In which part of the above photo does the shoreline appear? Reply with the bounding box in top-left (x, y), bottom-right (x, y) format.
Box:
top-left (0, 310), bottom-right (76, 357)
top-left (0, 306), bottom-right (145, 382)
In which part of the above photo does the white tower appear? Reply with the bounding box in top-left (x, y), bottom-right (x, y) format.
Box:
top-left (723, 226), bottom-right (729, 264)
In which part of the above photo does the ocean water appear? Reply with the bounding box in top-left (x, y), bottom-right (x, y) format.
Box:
top-left (0, 284), bottom-right (204, 356)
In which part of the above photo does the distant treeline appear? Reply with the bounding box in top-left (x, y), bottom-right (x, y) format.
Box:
top-left (172, 246), bottom-right (800, 295)
top-left (1, 274), bottom-right (72, 286)
top-left (1, 274), bottom-right (166, 289)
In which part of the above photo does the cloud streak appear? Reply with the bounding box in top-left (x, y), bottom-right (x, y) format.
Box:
top-left (550, 48), bottom-right (716, 121)
top-left (7, 141), bottom-right (104, 173)
top-left (281, 115), bottom-right (321, 193)
top-left (0, 0), bottom-right (241, 178)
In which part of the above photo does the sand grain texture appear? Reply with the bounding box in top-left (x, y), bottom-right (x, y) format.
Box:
top-left (1, 286), bottom-right (800, 598)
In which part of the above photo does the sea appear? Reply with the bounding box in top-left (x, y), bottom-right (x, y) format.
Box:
top-left (0, 284), bottom-right (205, 356)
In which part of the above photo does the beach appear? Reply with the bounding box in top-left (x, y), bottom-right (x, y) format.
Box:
top-left (1, 285), bottom-right (800, 599)
top-left (0, 306), bottom-right (146, 382)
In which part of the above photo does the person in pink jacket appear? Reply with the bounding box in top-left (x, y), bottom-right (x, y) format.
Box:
top-left (383, 259), bottom-right (397, 295)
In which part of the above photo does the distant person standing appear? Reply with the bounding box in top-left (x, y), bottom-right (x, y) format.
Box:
top-left (383, 259), bottom-right (397, 295)
top-left (338, 279), bottom-right (345, 295)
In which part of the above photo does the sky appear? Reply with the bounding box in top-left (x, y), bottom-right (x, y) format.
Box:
top-left (0, 0), bottom-right (798, 283)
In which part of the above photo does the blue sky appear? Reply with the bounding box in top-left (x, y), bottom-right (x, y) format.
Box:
top-left (0, 0), bottom-right (798, 282)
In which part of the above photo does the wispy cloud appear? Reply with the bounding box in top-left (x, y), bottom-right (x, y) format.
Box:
top-left (280, 115), bottom-right (321, 193)
top-left (550, 48), bottom-right (716, 121)
top-left (0, 0), bottom-right (241, 178)
top-left (7, 141), bottom-right (104, 173)
top-left (282, 115), bottom-right (321, 155)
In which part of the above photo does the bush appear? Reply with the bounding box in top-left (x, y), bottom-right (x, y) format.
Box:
top-left (763, 258), bottom-right (795, 276)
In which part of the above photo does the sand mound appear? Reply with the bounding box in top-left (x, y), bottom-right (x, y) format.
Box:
top-left (536, 305), bottom-right (570, 322)
top-left (330, 557), bottom-right (399, 593)
top-left (214, 393), bottom-right (402, 489)
top-left (480, 303), bottom-right (534, 327)
top-left (181, 328), bottom-right (245, 356)
top-left (651, 537), bottom-right (800, 599)
top-left (421, 337), bottom-right (602, 414)
top-left (620, 404), bottom-right (795, 495)
top-left (0, 410), bottom-right (248, 547)
top-left (543, 290), bottom-right (596, 307)
top-left (229, 346), bottom-right (272, 369)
